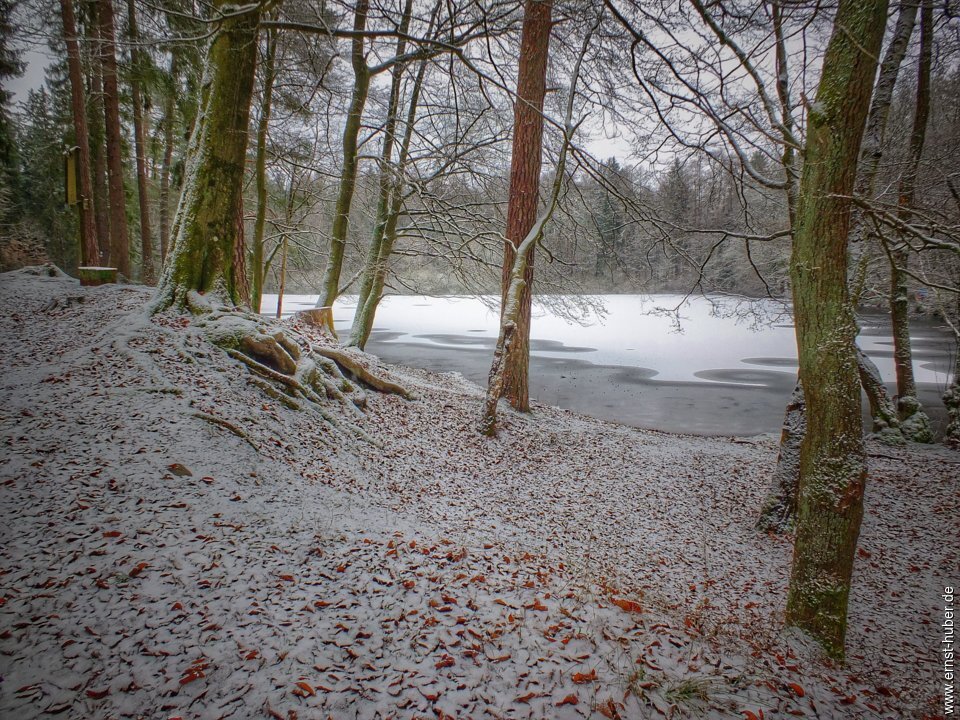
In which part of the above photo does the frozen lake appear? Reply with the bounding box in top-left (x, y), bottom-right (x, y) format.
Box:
top-left (261, 294), bottom-right (955, 436)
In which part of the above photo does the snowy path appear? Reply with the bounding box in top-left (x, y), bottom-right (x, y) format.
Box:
top-left (0, 269), bottom-right (955, 719)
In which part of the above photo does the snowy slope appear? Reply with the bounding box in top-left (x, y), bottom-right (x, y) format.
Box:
top-left (0, 267), bottom-right (955, 719)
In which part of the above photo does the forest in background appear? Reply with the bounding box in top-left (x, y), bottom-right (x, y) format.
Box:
top-left (2, 0), bottom-right (958, 305)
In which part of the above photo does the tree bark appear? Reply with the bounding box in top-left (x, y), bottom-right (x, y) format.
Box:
top-left (154, 0), bottom-right (262, 310)
top-left (886, 0), bottom-right (933, 442)
top-left (127, 0), bottom-right (154, 283)
top-left (59, 0), bottom-right (99, 266)
top-left (316, 0), bottom-right (370, 333)
top-left (757, 381), bottom-right (804, 533)
top-left (348, 0), bottom-right (419, 349)
top-left (84, 1), bottom-right (110, 263)
top-left (98, 0), bottom-right (130, 277)
top-left (850, 0), bottom-right (918, 247)
top-left (500, 0), bottom-right (552, 412)
top-left (252, 25), bottom-right (277, 313)
top-left (784, 0), bottom-right (888, 660)
top-left (856, 346), bottom-right (900, 435)
top-left (159, 53), bottom-right (177, 264)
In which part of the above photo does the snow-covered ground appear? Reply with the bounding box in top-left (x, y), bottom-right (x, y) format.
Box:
top-left (1, 269), bottom-right (956, 719)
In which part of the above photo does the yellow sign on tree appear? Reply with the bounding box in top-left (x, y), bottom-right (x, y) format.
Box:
top-left (64, 146), bottom-right (80, 206)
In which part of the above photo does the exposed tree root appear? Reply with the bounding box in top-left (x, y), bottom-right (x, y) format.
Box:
top-left (193, 411), bottom-right (259, 451)
top-left (312, 345), bottom-right (416, 400)
top-left (172, 293), bottom-right (412, 446)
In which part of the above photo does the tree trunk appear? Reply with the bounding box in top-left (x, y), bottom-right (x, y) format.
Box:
top-left (887, 0), bottom-right (933, 442)
top-left (500, 0), bottom-right (552, 412)
top-left (944, 296), bottom-right (960, 446)
top-left (159, 54), bottom-right (177, 264)
top-left (98, 0), bottom-right (130, 277)
top-left (252, 25), bottom-right (278, 313)
top-left (757, 381), bottom-right (804, 533)
top-left (844, 1), bottom-right (917, 439)
top-left (316, 0), bottom-right (370, 333)
top-left (849, 0), bottom-right (917, 247)
top-left (85, 2), bottom-right (110, 263)
top-left (59, 0), bottom-right (99, 266)
top-left (127, 0), bottom-right (153, 283)
top-left (154, 0), bottom-right (262, 310)
top-left (276, 234), bottom-right (287, 320)
top-left (856, 346), bottom-right (901, 436)
top-left (349, 0), bottom-right (420, 349)
top-left (784, 0), bottom-right (888, 660)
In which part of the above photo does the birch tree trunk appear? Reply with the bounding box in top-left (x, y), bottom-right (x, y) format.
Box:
top-left (785, 0), bottom-right (888, 660)
top-left (154, 0), bottom-right (263, 310)
top-left (500, 0), bottom-right (552, 411)
top-left (98, 0), bottom-right (130, 277)
top-left (315, 0), bottom-right (370, 333)
top-left (59, 0), bottom-right (99, 266)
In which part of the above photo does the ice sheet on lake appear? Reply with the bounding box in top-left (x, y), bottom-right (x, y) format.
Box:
top-left (260, 294), bottom-right (951, 386)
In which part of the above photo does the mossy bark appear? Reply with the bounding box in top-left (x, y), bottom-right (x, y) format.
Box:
top-left (154, 0), bottom-right (262, 310)
top-left (784, 0), bottom-right (888, 660)
top-left (316, 0), bottom-right (371, 332)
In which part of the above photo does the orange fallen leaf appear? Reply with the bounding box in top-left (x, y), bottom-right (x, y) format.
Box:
top-left (516, 691), bottom-right (538, 703)
top-left (293, 681), bottom-right (315, 697)
top-left (787, 682), bottom-right (805, 698)
top-left (572, 669), bottom-right (597, 684)
top-left (612, 597), bottom-right (643, 614)
top-left (556, 693), bottom-right (579, 706)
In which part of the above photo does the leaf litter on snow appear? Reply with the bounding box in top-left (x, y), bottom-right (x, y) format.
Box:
top-left (0, 266), bottom-right (955, 718)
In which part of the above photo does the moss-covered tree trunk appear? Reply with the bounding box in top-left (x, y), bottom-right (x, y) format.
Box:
top-left (500, 0), bottom-right (552, 412)
top-left (251, 25), bottom-right (277, 313)
top-left (784, 0), bottom-right (888, 660)
top-left (98, 0), bottom-right (130, 277)
top-left (127, 0), bottom-right (154, 283)
top-left (58, 0), bottom-right (99, 266)
top-left (154, 0), bottom-right (263, 310)
top-left (315, 0), bottom-right (370, 333)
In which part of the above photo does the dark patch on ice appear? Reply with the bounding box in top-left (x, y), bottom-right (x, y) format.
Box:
top-left (411, 333), bottom-right (597, 354)
top-left (740, 357), bottom-right (797, 368)
top-left (694, 368), bottom-right (797, 388)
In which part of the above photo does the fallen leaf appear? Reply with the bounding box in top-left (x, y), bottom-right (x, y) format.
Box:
top-left (572, 669), bottom-right (597, 684)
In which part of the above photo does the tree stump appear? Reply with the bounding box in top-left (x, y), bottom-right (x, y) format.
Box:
top-left (78, 266), bottom-right (118, 286)
top-left (295, 307), bottom-right (336, 337)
